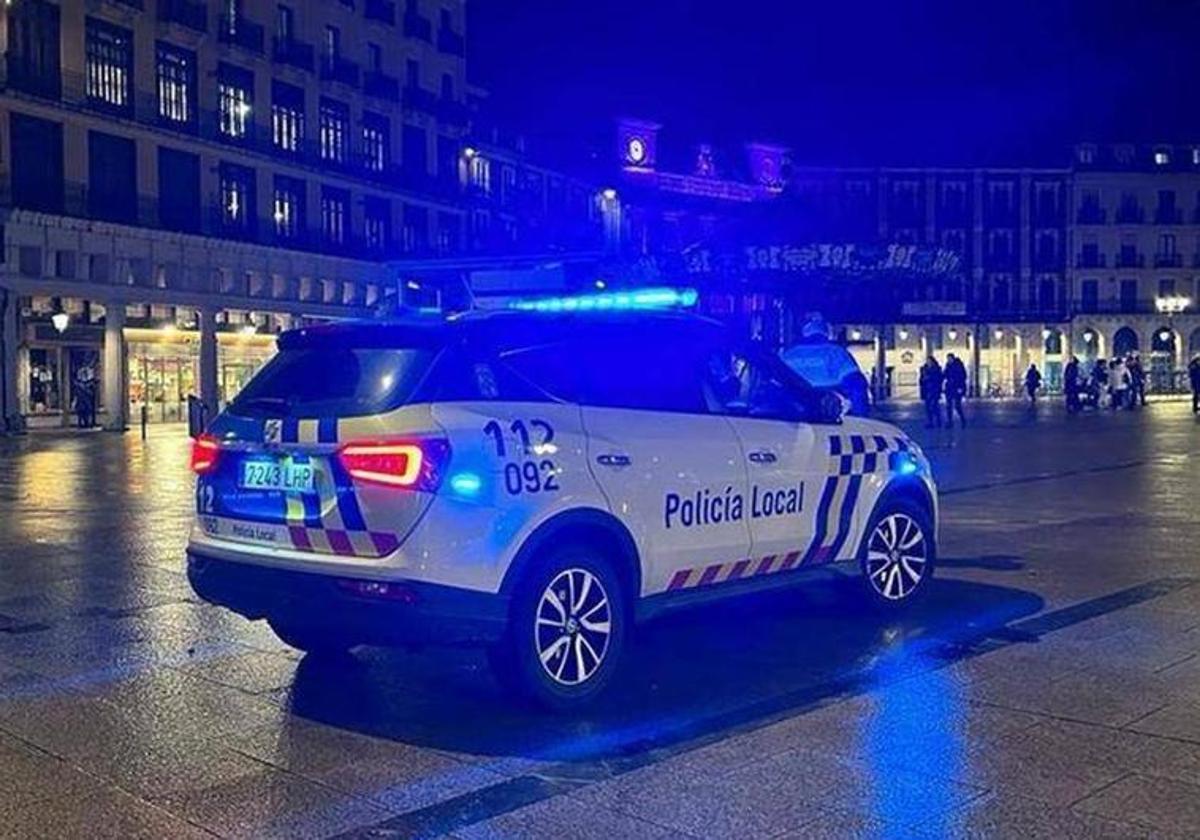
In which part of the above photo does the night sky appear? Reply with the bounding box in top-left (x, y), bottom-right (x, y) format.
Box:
top-left (468, 0), bottom-right (1200, 168)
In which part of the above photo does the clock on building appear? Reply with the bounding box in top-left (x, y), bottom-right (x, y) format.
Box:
top-left (626, 137), bottom-right (647, 165)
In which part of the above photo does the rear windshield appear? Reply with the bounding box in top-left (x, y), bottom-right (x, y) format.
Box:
top-left (229, 347), bottom-right (436, 418)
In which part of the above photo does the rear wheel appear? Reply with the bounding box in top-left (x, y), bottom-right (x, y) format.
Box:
top-left (490, 546), bottom-right (627, 711)
top-left (268, 618), bottom-right (356, 658)
top-left (859, 499), bottom-right (935, 608)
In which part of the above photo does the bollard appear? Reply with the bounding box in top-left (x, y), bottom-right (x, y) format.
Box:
top-left (140, 404), bottom-right (148, 441)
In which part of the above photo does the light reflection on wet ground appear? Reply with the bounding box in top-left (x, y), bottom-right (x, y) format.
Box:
top-left (0, 403), bottom-right (1198, 838)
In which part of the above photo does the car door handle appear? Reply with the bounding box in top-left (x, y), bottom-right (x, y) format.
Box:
top-left (596, 453), bottom-right (632, 467)
top-left (747, 450), bottom-right (778, 464)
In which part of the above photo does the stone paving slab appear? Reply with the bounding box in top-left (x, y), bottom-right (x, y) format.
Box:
top-left (1, 404), bottom-right (1198, 837)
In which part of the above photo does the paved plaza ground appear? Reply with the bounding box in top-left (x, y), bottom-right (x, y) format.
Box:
top-left (1, 400), bottom-right (1199, 838)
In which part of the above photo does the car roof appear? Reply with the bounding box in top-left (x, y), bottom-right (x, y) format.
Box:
top-left (279, 309), bottom-right (729, 352)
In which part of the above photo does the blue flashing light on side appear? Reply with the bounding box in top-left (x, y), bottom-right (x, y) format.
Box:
top-left (448, 471), bottom-right (483, 497)
top-left (509, 286), bottom-right (699, 314)
top-left (892, 451), bottom-right (922, 476)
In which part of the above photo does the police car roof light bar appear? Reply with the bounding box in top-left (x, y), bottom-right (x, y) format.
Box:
top-left (508, 287), bottom-right (699, 314)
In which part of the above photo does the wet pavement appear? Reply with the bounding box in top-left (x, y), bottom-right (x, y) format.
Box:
top-left (1, 400), bottom-right (1199, 838)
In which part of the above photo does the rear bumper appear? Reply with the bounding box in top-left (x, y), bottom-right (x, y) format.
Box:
top-left (187, 550), bottom-right (508, 647)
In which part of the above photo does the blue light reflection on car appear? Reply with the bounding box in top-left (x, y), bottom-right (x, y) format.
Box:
top-left (508, 287), bottom-right (699, 313)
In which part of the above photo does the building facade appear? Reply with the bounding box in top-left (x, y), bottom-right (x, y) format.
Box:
top-left (0, 0), bottom-right (472, 430)
top-left (607, 122), bottom-right (1200, 400)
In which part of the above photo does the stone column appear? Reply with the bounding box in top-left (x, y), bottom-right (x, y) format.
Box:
top-left (102, 302), bottom-right (127, 431)
top-left (199, 307), bottom-right (219, 418)
top-left (0, 287), bottom-right (21, 433)
top-left (970, 328), bottom-right (982, 398)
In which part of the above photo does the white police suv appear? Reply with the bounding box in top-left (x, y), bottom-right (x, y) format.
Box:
top-left (187, 294), bottom-right (937, 709)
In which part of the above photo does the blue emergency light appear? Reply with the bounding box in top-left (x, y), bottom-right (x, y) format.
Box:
top-left (508, 287), bottom-right (699, 313)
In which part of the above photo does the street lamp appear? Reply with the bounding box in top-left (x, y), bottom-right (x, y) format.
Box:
top-left (1155, 294), bottom-right (1191, 315)
top-left (51, 311), bottom-right (70, 334)
top-left (600, 187), bottom-right (618, 202)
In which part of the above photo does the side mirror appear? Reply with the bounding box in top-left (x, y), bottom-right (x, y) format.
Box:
top-left (186, 395), bottom-right (208, 439)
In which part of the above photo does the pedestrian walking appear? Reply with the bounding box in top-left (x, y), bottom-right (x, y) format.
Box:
top-left (1109, 357), bottom-right (1130, 410)
top-left (1128, 353), bottom-right (1147, 407)
top-left (1087, 359), bottom-right (1108, 410)
top-left (73, 366), bottom-right (97, 429)
top-left (943, 352), bottom-right (968, 427)
top-left (1024, 363), bottom-right (1042, 408)
top-left (1064, 355), bottom-right (1082, 413)
top-left (919, 356), bottom-right (944, 428)
top-left (1189, 354), bottom-right (1200, 414)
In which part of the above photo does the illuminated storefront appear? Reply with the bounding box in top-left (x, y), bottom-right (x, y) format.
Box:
top-left (18, 297), bottom-right (284, 428)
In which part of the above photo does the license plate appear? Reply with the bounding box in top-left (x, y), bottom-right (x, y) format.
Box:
top-left (240, 459), bottom-right (316, 493)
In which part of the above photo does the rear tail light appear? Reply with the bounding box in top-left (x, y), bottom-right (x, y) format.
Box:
top-left (338, 439), bottom-right (449, 491)
top-left (190, 434), bottom-right (221, 474)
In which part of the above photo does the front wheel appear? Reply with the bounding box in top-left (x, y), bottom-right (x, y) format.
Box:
top-left (858, 499), bottom-right (935, 608)
top-left (490, 547), bottom-right (627, 711)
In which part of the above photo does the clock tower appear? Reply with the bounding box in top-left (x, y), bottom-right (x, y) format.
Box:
top-left (617, 118), bottom-right (661, 170)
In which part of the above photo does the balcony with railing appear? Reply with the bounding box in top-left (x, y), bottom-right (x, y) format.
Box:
top-left (1154, 252), bottom-right (1183, 268)
top-left (158, 0), bottom-right (208, 32)
top-left (363, 70), bottom-right (400, 101)
top-left (365, 0), bottom-right (397, 25)
top-left (1115, 250), bottom-right (1145, 268)
top-left (404, 10), bottom-right (434, 42)
top-left (1115, 203), bottom-right (1145, 224)
top-left (273, 37), bottom-right (315, 72)
top-left (218, 16), bottom-right (265, 54)
top-left (438, 27), bottom-right (465, 56)
top-left (4, 54), bottom-right (62, 100)
top-left (320, 55), bottom-right (360, 87)
top-left (403, 83), bottom-right (440, 114)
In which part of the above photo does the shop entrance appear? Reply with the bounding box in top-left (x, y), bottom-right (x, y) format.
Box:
top-left (128, 349), bottom-right (197, 424)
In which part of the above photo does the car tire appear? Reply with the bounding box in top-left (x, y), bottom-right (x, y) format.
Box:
top-left (857, 497), bottom-right (936, 609)
top-left (268, 618), bottom-right (356, 658)
top-left (489, 545), bottom-right (627, 711)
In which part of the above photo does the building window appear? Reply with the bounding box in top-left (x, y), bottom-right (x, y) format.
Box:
top-left (321, 187), bottom-right (349, 245)
top-left (273, 175), bottom-right (305, 240)
top-left (1159, 278), bottom-right (1177, 297)
top-left (271, 80), bottom-right (305, 153)
top-left (85, 18), bottom-right (132, 112)
top-left (156, 43), bottom-right (195, 125)
top-left (276, 4), bottom-right (295, 40)
top-left (362, 112), bottom-right (389, 173)
top-left (364, 197), bottom-right (390, 251)
top-left (406, 58), bottom-right (419, 86)
top-left (319, 99), bottom-right (349, 163)
top-left (219, 162), bottom-right (256, 234)
top-left (218, 64), bottom-right (254, 140)
top-left (441, 73), bottom-right (454, 100)
top-left (367, 43), bottom-right (383, 73)
top-left (1154, 149), bottom-right (1170, 166)
top-left (1081, 279), bottom-right (1099, 312)
top-left (324, 25), bottom-right (340, 61)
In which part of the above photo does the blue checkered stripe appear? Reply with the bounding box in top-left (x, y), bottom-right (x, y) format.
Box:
top-left (829, 434), bottom-right (909, 477)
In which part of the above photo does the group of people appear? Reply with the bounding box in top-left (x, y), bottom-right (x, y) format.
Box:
top-left (1061, 354), bottom-right (1152, 412)
top-left (918, 353), bottom-right (969, 427)
top-left (918, 352), bottom-right (1200, 420)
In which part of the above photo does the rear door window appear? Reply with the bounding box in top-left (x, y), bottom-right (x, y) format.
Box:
top-left (580, 340), bottom-right (711, 414)
top-left (230, 347), bottom-right (436, 417)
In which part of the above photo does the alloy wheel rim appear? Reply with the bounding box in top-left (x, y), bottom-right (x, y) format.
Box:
top-left (534, 568), bottom-right (612, 686)
top-left (866, 513), bottom-right (928, 601)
